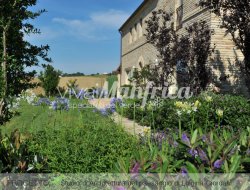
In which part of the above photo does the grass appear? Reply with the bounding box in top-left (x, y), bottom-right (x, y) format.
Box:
top-left (1, 100), bottom-right (138, 173)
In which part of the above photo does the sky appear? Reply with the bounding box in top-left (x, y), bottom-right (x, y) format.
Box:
top-left (26, 0), bottom-right (143, 75)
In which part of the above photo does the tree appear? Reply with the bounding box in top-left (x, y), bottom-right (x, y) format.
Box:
top-left (145, 10), bottom-right (177, 91)
top-left (39, 64), bottom-right (61, 96)
top-left (0, 0), bottom-right (51, 122)
top-left (185, 21), bottom-right (214, 94)
top-left (200, 0), bottom-right (250, 92)
top-left (139, 10), bottom-right (212, 95)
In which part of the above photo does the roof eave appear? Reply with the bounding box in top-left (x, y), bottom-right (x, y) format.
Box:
top-left (119, 0), bottom-right (150, 32)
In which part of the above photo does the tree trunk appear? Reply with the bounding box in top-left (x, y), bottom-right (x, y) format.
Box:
top-left (0, 28), bottom-right (8, 118)
top-left (2, 29), bottom-right (7, 96)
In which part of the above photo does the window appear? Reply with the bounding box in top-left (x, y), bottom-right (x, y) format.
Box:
top-left (176, 4), bottom-right (183, 30)
top-left (129, 28), bottom-right (132, 44)
top-left (139, 62), bottom-right (143, 69)
top-left (133, 24), bottom-right (137, 41)
top-left (138, 19), bottom-right (143, 38)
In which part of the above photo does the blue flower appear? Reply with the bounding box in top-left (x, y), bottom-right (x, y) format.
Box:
top-left (110, 97), bottom-right (122, 106)
top-left (214, 159), bottom-right (224, 169)
top-left (99, 108), bottom-right (108, 116)
top-left (181, 167), bottom-right (188, 177)
top-left (182, 133), bottom-right (191, 146)
top-left (51, 101), bottom-right (58, 110)
top-left (188, 148), bottom-right (198, 157)
top-left (173, 141), bottom-right (179, 148)
top-left (198, 148), bottom-right (208, 162)
top-left (51, 98), bottom-right (69, 111)
top-left (35, 98), bottom-right (51, 106)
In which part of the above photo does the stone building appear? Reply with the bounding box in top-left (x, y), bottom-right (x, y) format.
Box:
top-left (117, 0), bottom-right (247, 96)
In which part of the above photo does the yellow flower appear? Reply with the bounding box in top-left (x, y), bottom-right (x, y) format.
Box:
top-left (194, 100), bottom-right (201, 108)
top-left (216, 109), bottom-right (224, 118)
top-left (147, 102), bottom-right (154, 111)
top-left (175, 101), bottom-right (183, 108)
top-left (175, 101), bottom-right (191, 111)
top-left (143, 127), bottom-right (151, 135)
top-left (205, 96), bottom-right (213, 102)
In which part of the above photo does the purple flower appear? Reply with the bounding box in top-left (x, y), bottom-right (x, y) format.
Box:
top-left (181, 167), bottom-right (188, 177)
top-left (173, 141), bottom-right (179, 148)
top-left (188, 149), bottom-right (198, 157)
top-left (99, 108), bottom-right (108, 116)
top-left (110, 98), bottom-right (122, 106)
top-left (182, 133), bottom-right (191, 146)
top-left (214, 159), bottom-right (224, 169)
top-left (51, 101), bottom-right (58, 110)
top-left (51, 98), bottom-right (69, 111)
top-left (198, 148), bottom-right (208, 162)
top-left (130, 162), bottom-right (140, 178)
top-left (36, 98), bottom-right (51, 106)
top-left (114, 186), bottom-right (127, 190)
top-left (202, 135), bottom-right (207, 142)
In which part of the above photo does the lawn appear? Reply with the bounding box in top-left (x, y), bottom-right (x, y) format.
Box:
top-left (1, 99), bottom-right (138, 173)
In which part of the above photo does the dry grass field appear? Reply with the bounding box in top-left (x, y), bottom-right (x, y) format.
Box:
top-left (31, 76), bottom-right (107, 95)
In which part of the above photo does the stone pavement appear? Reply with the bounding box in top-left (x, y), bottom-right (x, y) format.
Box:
top-left (88, 98), bottom-right (145, 136)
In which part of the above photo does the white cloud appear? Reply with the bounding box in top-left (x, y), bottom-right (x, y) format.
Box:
top-left (52, 9), bottom-right (130, 41)
top-left (90, 9), bottom-right (130, 28)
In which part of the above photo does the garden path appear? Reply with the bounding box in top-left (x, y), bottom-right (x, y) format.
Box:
top-left (88, 98), bottom-right (145, 136)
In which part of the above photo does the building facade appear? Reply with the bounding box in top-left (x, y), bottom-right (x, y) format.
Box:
top-left (118, 0), bottom-right (247, 96)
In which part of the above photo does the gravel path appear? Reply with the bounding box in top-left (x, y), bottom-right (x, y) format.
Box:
top-left (88, 98), bottom-right (145, 136)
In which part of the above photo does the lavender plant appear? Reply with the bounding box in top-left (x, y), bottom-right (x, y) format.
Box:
top-left (51, 98), bottom-right (69, 111)
top-left (35, 98), bottom-right (51, 106)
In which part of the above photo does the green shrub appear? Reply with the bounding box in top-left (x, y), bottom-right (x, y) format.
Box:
top-left (114, 126), bottom-right (250, 175)
top-left (118, 93), bottom-right (250, 131)
top-left (28, 109), bottom-right (138, 173)
top-left (0, 130), bottom-right (46, 173)
top-left (2, 100), bottom-right (138, 173)
top-left (106, 75), bottom-right (118, 92)
top-left (39, 64), bottom-right (61, 96)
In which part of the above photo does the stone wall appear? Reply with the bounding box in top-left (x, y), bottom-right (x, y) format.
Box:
top-left (119, 0), bottom-right (248, 96)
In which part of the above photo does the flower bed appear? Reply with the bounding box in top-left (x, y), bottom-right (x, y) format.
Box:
top-left (117, 93), bottom-right (250, 131)
top-left (114, 92), bottom-right (250, 174)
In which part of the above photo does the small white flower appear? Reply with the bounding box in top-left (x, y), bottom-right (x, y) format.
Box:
top-left (205, 95), bottom-right (213, 102)
top-left (177, 110), bottom-right (182, 116)
top-left (192, 107), bottom-right (198, 112)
